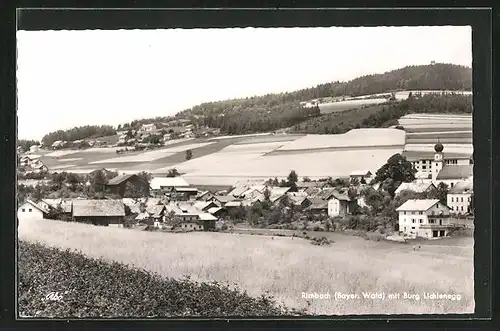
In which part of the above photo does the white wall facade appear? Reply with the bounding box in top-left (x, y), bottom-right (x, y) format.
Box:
top-left (398, 201), bottom-right (451, 239)
top-left (17, 202), bottom-right (45, 221)
top-left (447, 193), bottom-right (472, 215)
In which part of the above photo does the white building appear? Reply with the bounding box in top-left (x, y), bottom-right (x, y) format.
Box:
top-left (396, 199), bottom-right (451, 239)
top-left (141, 123), bottom-right (157, 132)
top-left (29, 145), bottom-right (40, 153)
top-left (325, 191), bottom-right (352, 217)
top-left (447, 179), bottom-right (473, 215)
top-left (17, 200), bottom-right (47, 221)
top-left (403, 145), bottom-right (472, 180)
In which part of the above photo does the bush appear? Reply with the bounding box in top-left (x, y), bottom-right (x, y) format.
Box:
top-left (18, 241), bottom-right (304, 317)
top-left (310, 236), bottom-right (332, 246)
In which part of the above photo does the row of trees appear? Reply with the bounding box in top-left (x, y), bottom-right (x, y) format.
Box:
top-left (42, 125), bottom-right (116, 147)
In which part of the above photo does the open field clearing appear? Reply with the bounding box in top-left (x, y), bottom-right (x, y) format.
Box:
top-left (319, 99), bottom-right (388, 114)
top-left (276, 129), bottom-right (405, 151)
top-left (46, 150), bottom-right (80, 157)
top-left (406, 138), bottom-right (472, 145)
top-left (394, 90), bottom-right (472, 100)
top-left (173, 147), bottom-right (404, 183)
top-left (234, 134), bottom-right (305, 145)
top-left (89, 142), bottom-right (216, 164)
top-left (210, 133), bottom-right (272, 141)
top-left (218, 142), bottom-right (288, 154)
top-left (50, 165), bottom-right (77, 170)
top-left (406, 131), bottom-right (472, 139)
top-left (19, 218), bottom-right (474, 315)
top-left (404, 144), bottom-right (473, 154)
top-left (403, 125), bottom-right (472, 133)
top-left (57, 158), bottom-right (84, 162)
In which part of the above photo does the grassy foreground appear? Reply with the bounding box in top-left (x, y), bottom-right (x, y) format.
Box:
top-left (18, 241), bottom-right (302, 318)
top-left (19, 218), bottom-right (474, 315)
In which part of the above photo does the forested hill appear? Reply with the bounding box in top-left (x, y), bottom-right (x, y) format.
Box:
top-left (174, 63), bottom-right (471, 134)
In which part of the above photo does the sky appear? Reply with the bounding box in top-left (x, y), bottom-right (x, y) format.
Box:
top-left (17, 26), bottom-right (472, 141)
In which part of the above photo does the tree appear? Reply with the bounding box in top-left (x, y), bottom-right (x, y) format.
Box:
top-left (434, 182), bottom-right (449, 203)
top-left (50, 172), bottom-right (66, 190)
top-left (287, 170), bottom-right (298, 185)
top-left (303, 176), bottom-right (311, 182)
top-left (374, 154), bottom-right (416, 197)
top-left (137, 171), bottom-right (152, 183)
top-left (166, 168), bottom-right (180, 177)
top-left (263, 187), bottom-right (271, 201)
top-left (123, 182), bottom-right (148, 198)
top-left (186, 149), bottom-right (193, 160)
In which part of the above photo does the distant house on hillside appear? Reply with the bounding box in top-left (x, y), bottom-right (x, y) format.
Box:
top-left (72, 199), bottom-right (126, 226)
top-left (209, 195), bottom-right (236, 207)
top-left (396, 199), bottom-right (451, 239)
top-left (17, 200), bottom-right (47, 222)
top-left (141, 123), bottom-right (157, 132)
top-left (29, 145), bottom-right (40, 153)
top-left (105, 174), bottom-right (150, 198)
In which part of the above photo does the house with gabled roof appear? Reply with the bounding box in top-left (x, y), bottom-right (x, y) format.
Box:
top-left (447, 179), bottom-right (473, 215)
top-left (72, 199), bottom-right (126, 226)
top-left (105, 174), bottom-right (150, 198)
top-left (17, 199), bottom-right (47, 221)
top-left (396, 199), bottom-right (451, 239)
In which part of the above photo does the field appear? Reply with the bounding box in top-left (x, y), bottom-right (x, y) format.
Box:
top-left (399, 113), bottom-right (472, 155)
top-left (29, 111), bottom-right (473, 184)
top-left (18, 218), bottom-right (474, 315)
top-left (319, 98), bottom-right (388, 114)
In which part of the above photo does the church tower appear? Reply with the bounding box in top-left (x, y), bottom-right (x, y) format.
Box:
top-left (432, 141), bottom-right (444, 183)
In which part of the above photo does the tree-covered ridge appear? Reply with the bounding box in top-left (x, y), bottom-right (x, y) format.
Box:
top-left (42, 125), bottom-right (116, 147)
top-left (172, 63), bottom-right (471, 134)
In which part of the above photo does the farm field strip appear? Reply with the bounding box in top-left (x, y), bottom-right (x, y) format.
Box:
top-left (209, 133), bottom-right (272, 141)
top-left (233, 135), bottom-right (304, 145)
top-left (57, 158), bottom-right (84, 162)
top-left (318, 99), bottom-right (388, 114)
top-left (45, 150), bottom-right (80, 157)
top-left (277, 129), bottom-right (405, 151)
top-left (177, 148), bottom-right (404, 180)
top-left (89, 142), bottom-right (216, 164)
top-left (18, 218), bottom-right (474, 315)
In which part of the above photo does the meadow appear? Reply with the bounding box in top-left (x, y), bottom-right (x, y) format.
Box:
top-left (319, 98), bottom-right (388, 114)
top-left (18, 218), bottom-right (474, 315)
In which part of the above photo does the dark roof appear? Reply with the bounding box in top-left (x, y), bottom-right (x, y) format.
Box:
top-left (296, 181), bottom-right (324, 188)
top-left (307, 197), bottom-right (328, 210)
top-left (436, 165), bottom-right (473, 180)
top-left (106, 174), bottom-right (144, 186)
top-left (402, 150), bottom-right (472, 162)
top-left (73, 199), bottom-right (125, 217)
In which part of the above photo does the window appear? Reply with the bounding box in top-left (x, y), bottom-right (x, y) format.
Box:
top-left (451, 183), bottom-right (454, 188)
top-left (461, 197), bottom-right (464, 202)
top-left (419, 211), bottom-right (423, 215)
top-left (429, 219), bottom-right (434, 224)
top-left (435, 163), bottom-right (438, 167)
top-left (451, 197), bottom-right (454, 202)
top-left (461, 206), bottom-right (464, 211)
top-left (29, 209), bottom-right (32, 212)
top-left (419, 219), bottom-right (423, 224)
top-left (411, 227), bottom-right (415, 230)
top-left (422, 165), bottom-right (426, 170)
top-left (403, 211), bottom-right (406, 215)
top-left (412, 219), bottom-right (415, 223)
top-left (411, 211), bottom-right (415, 215)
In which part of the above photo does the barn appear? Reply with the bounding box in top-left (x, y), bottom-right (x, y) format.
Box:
top-left (72, 199), bottom-right (126, 226)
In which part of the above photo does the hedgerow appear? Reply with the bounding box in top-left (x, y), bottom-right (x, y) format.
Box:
top-left (18, 241), bottom-right (305, 318)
